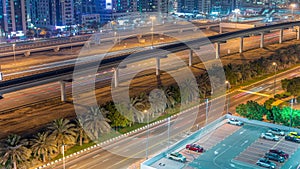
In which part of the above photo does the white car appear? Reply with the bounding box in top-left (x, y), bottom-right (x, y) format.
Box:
top-left (227, 118), bottom-right (243, 126)
top-left (261, 132), bottom-right (279, 141)
top-left (166, 152), bottom-right (186, 162)
top-left (268, 128), bottom-right (285, 136)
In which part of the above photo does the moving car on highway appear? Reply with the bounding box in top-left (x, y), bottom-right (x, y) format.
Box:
top-left (261, 133), bottom-right (279, 141)
top-left (186, 144), bottom-right (205, 153)
top-left (227, 118), bottom-right (243, 126)
top-left (268, 128), bottom-right (285, 136)
top-left (264, 152), bottom-right (285, 163)
top-left (269, 149), bottom-right (289, 159)
top-left (166, 152), bottom-right (186, 162)
top-left (256, 158), bottom-right (276, 168)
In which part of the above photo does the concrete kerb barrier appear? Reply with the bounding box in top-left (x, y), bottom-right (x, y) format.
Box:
top-left (141, 115), bottom-right (227, 168)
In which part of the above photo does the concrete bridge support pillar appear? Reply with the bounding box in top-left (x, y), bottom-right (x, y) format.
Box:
top-left (279, 28), bottom-right (283, 44)
top-left (60, 81), bottom-right (66, 102)
top-left (156, 57), bottom-right (160, 76)
top-left (219, 24), bottom-right (223, 34)
top-left (113, 68), bottom-right (119, 88)
top-left (53, 46), bottom-right (60, 52)
top-left (189, 49), bottom-right (193, 67)
top-left (239, 37), bottom-right (244, 53)
top-left (296, 26), bottom-right (300, 40)
top-left (24, 51), bottom-right (31, 57)
top-left (260, 33), bottom-right (264, 48)
top-left (215, 42), bottom-right (220, 59)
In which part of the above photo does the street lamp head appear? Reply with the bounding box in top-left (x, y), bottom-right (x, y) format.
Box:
top-left (272, 62), bottom-right (277, 66)
top-left (225, 80), bottom-right (229, 84)
top-left (291, 3), bottom-right (297, 8)
top-left (150, 16), bottom-right (156, 21)
top-left (12, 44), bottom-right (15, 47)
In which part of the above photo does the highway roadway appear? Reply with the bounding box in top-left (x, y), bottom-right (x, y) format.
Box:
top-left (0, 22), bottom-right (299, 168)
top-left (42, 65), bottom-right (300, 169)
top-left (2, 22), bottom-right (296, 84)
top-left (0, 22), bottom-right (219, 56)
top-left (0, 28), bottom-right (298, 137)
top-left (0, 22), bottom-right (296, 81)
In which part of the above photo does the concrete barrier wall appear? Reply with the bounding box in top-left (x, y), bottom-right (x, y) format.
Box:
top-left (228, 115), bottom-right (300, 133)
top-left (141, 115), bottom-right (227, 169)
top-left (220, 23), bottom-right (256, 29)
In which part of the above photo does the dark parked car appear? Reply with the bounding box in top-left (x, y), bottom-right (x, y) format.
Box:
top-left (186, 144), bottom-right (204, 153)
top-left (285, 135), bottom-right (300, 143)
top-left (269, 149), bottom-right (289, 159)
top-left (256, 158), bottom-right (276, 168)
top-left (265, 152), bottom-right (285, 163)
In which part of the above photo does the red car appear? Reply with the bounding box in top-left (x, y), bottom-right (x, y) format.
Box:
top-left (186, 144), bottom-right (204, 153)
top-left (269, 149), bottom-right (289, 159)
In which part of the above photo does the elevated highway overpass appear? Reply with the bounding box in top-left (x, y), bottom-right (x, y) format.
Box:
top-left (0, 23), bottom-right (219, 57)
top-left (1, 21), bottom-right (300, 100)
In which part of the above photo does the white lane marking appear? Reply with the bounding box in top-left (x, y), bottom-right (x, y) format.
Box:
top-left (92, 154), bottom-right (100, 159)
top-left (239, 129), bottom-right (246, 135)
top-left (123, 149), bottom-right (129, 153)
top-left (241, 140), bottom-right (249, 147)
top-left (69, 164), bottom-right (77, 168)
top-left (214, 148), bottom-right (221, 155)
top-left (102, 158), bottom-right (110, 162)
top-left (112, 145), bottom-right (119, 149)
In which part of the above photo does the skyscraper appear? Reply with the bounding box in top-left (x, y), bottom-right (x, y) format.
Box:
top-left (0, 0), bottom-right (27, 36)
top-left (177, 0), bottom-right (211, 14)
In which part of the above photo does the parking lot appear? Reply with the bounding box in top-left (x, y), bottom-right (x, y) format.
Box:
top-left (146, 120), bottom-right (300, 169)
top-left (234, 133), bottom-right (300, 168)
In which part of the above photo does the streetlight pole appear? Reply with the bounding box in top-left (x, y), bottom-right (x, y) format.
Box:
top-left (0, 65), bottom-right (3, 81)
top-left (70, 37), bottom-right (72, 53)
top-left (12, 44), bottom-right (16, 63)
top-left (290, 99), bottom-right (294, 129)
top-left (272, 62), bottom-right (277, 95)
top-left (144, 110), bottom-right (149, 159)
top-left (225, 81), bottom-right (231, 114)
top-left (62, 144), bottom-right (66, 169)
top-left (167, 117), bottom-right (170, 151)
top-left (291, 4), bottom-right (296, 20)
top-left (150, 16), bottom-right (156, 49)
top-left (205, 98), bottom-right (209, 124)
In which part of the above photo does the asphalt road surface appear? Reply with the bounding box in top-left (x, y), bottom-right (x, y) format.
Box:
top-left (42, 66), bottom-right (300, 169)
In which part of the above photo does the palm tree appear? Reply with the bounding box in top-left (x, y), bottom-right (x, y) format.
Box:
top-left (181, 78), bottom-right (199, 104)
top-left (162, 86), bottom-right (176, 108)
top-left (75, 118), bottom-right (90, 146)
top-left (30, 132), bottom-right (57, 162)
top-left (83, 107), bottom-right (111, 140)
top-left (197, 72), bottom-right (210, 99)
top-left (0, 134), bottom-right (31, 169)
top-left (130, 96), bottom-right (146, 123)
top-left (149, 89), bottom-right (167, 117)
top-left (48, 118), bottom-right (77, 152)
top-left (115, 102), bottom-right (135, 126)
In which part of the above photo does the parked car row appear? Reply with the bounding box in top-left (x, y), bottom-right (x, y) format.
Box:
top-left (166, 143), bottom-right (205, 163)
top-left (285, 132), bottom-right (300, 143)
top-left (256, 149), bottom-right (289, 168)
